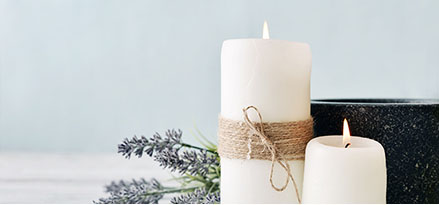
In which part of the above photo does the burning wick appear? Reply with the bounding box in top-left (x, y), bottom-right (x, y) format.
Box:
top-left (343, 118), bottom-right (351, 148)
top-left (262, 20), bottom-right (270, 39)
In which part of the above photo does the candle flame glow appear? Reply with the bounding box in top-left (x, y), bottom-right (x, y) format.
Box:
top-left (343, 118), bottom-right (351, 148)
top-left (263, 20), bottom-right (270, 39)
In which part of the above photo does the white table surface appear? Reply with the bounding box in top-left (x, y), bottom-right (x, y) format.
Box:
top-left (0, 152), bottom-right (171, 203)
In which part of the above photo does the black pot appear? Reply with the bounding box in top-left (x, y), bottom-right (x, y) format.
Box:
top-left (311, 99), bottom-right (439, 204)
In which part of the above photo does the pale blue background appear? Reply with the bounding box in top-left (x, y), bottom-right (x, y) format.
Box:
top-left (1, 0), bottom-right (438, 152)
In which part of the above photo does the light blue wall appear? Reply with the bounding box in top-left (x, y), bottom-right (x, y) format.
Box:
top-left (1, 0), bottom-right (438, 152)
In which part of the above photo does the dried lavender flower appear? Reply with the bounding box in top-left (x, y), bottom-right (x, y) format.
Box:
top-left (154, 148), bottom-right (217, 176)
top-left (170, 188), bottom-right (220, 204)
top-left (205, 191), bottom-right (221, 204)
top-left (94, 178), bottom-right (164, 204)
top-left (118, 130), bottom-right (184, 158)
top-left (118, 129), bottom-right (219, 177)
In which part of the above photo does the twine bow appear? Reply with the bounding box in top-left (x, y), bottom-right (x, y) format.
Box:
top-left (242, 106), bottom-right (301, 203)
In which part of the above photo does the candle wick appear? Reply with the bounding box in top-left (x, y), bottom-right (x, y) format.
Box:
top-left (345, 143), bottom-right (351, 148)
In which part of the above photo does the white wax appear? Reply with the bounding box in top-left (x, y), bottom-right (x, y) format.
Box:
top-left (221, 39), bottom-right (312, 203)
top-left (302, 136), bottom-right (387, 204)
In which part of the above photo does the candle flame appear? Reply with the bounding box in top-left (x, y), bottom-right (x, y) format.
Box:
top-left (263, 20), bottom-right (270, 39)
top-left (343, 118), bottom-right (351, 148)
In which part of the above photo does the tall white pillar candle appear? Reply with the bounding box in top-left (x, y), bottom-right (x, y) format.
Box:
top-left (302, 135), bottom-right (387, 203)
top-left (220, 24), bottom-right (312, 203)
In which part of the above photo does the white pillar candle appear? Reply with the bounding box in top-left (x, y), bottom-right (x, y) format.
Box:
top-left (302, 121), bottom-right (387, 204)
top-left (220, 22), bottom-right (312, 203)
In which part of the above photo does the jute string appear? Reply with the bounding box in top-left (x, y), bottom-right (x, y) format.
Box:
top-left (218, 106), bottom-right (313, 203)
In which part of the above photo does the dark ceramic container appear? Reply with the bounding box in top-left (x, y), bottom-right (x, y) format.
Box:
top-left (311, 99), bottom-right (439, 204)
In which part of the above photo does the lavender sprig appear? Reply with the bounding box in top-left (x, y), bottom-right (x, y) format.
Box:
top-left (104, 178), bottom-right (151, 193)
top-left (94, 178), bottom-right (164, 204)
top-left (97, 129), bottom-right (221, 204)
top-left (170, 188), bottom-right (220, 204)
top-left (118, 129), bottom-right (219, 177)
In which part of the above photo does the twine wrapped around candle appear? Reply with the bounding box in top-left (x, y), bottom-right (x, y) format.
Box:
top-left (218, 106), bottom-right (313, 203)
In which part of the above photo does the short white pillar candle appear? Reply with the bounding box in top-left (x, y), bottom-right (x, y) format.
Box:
top-left (302, 132), bottom-right (387, 203)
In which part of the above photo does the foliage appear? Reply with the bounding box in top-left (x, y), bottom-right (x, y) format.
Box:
top-left (95, 129), bottom-right (220, 204)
